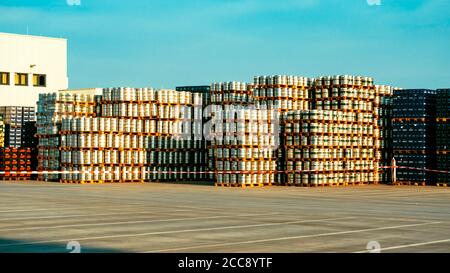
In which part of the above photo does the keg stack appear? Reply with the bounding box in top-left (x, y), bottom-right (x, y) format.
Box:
top-left (146, 89), bottom-right (207, 183)
top-left (0, 147), bottom-right (33, 181)
top-left (59, 87), bottom-right (153, 183)
top-left (392, 89), bottom-right (437, 185)
top-left (252, 75), bottom-right (313, 184)
top-left (36, 92), bottom-right (97, 181)
top-left (209, 108), bottom-right (279, 187)
top-left (208, 82), bottom-right (252, 183)
top-left (60, 116), bottom-right (147, 183)
top-left (283, 109), bottom-right (377, 186)
top-left (210, 82), bottom-right (253, 106)
top-left (376, 85), bottom-right (395, 183)
top-left (284, 75), bottom-right (380, 186)
top-left (436, 89), bottom-right (450, 186)
top-left (0, 114), bottom-right (4, 148)
top-left (252, 75), bottom-right (312, 112)
top-left (177, 86), bottom-right (212, 183)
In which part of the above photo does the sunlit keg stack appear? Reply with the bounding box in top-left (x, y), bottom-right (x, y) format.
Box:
top-left (146, 90), bottom-right (207, 183)
top-left (282, 109), bottom-right (377, 186)
top-left (306, 75), bottom-right (381, 185)
top-left (59, 116), bottom-right (148, 183)
top-left (209, 108), bottom-right (280, 187)
top-left (375, 85), bottom-right (395, 183)
top-left (252, 75), bottom-right (312, 112)
top-left (36, 89), bottom-right (100, 182)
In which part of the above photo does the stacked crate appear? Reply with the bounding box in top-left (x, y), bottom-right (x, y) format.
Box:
top-left (392, 89), bottom-right (437, 185)
top-left (0, 106), bottom-right (35, 148)
top-left (0, 147), bottom-right (33, 181)
top-left (210, 108), bottom-right (279, 187)
top-left (146, 89), bottom-right (206, 183)
top-left (36, 91), bottom-right (98, 181)
top-left (21, 121), bottom-right (38, 148)
top-left (436, 89), bottom-right (450, 185)
top-left (283, 110), bottom-right (377, 186)
top-left (0, 114), bottom-right (4, 148)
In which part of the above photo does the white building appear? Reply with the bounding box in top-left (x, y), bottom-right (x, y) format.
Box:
top-left (0, 32), bottom-right (68, 106)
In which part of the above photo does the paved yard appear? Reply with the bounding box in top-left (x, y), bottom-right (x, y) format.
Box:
top-left (0, 181), bottom-right (449, 253)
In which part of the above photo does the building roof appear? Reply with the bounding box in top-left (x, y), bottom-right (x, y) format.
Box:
top-left (0, 32), bottom-right (67, 41)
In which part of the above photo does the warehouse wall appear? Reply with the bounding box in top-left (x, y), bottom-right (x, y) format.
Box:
top-left (0, 32), bottom-right (68, 106)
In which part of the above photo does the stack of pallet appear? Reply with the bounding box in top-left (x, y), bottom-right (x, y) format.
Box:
top-left (146, 89), bottom-right (206, 183)
top-left (0, 106), bottom-right (35, 148)
top-left (300, 75), bottom-right (380, 186)
top-left (392, 89), bottom-right (437, 185)
top-left (210, 82), bottom-right (253, 106)
top-left (60, 116), bottom-right (147, 183)
top-left (252, 75), bottom-right (311, 112)
top-left (36, 90), bottom-right (99, 181)
top-left (0, 147), bottom-right (33, 181)
top-left (0, 114), bottom-right (4, 148)
top-left (208, 82), bottom-right (254, 183)
top-left (21, 121), bottom-right (38, 148)
top-left (436, 89), bottom-right (450, 186)
top-left (252, 75), bottom-right (312, 185)
top-left (283, 110), bottom-right (377, 186)
top-left (376, 85), bottom-right (395, 183)
top-left (209, 108), bottom-right (279, 187)
top-left (59, 87), bottom-right (151, 183)
top-left (57, 87), bottom-right (206, 184)
top-left (177, 85), bottom-right (212, 183)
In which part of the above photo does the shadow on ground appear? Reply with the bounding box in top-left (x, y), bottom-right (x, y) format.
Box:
top-left (0, 238), bottom-right (122, 253)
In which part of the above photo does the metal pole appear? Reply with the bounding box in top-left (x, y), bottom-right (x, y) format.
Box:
top-left (391, 157), bottom-right (397, 184)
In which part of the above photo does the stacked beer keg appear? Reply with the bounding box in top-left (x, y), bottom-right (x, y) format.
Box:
top-left (56, 87), bottom-right (206, 183)
top-left (283, 109), bottom-right (377, 186)
top-left (252, 75), bottom-right (312, 112)
top-left (209, 108), bottom-right (279, 187)
top-left (36, 91), bottom-right (98, 181)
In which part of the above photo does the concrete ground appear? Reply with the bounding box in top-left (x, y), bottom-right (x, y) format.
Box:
top-left (0, 181), bottom-right (449, 253)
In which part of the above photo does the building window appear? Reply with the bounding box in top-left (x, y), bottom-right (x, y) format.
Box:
top-left (33, 74), bottom-right (46, 87)
top-left (0, 72), bottom-right (9, 85)
top-left (14, 73), bottom-right (28, 86)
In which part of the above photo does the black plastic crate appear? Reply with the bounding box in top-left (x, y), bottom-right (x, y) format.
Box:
top-left (393, 89), bottom-right (437, 118)
top-left (21, 121), bottom-right (38, 148)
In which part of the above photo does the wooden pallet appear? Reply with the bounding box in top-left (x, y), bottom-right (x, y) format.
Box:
top-left (437, 118), bottom-right (449, 123)
top-left (215, 183), bottom-right (247, 188)
top-left (393, 181), bottom-right (427, 186)
top-left (1, 177), bottom-right (30, 181)
top-left (60, 180), bottom-right (104, 184)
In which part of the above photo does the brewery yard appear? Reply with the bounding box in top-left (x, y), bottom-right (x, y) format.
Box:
top-left (1, 181), bottom-right (450, 253)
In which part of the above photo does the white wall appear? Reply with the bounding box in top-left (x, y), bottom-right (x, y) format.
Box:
top-left (0, 32), bottom-right (68, 107)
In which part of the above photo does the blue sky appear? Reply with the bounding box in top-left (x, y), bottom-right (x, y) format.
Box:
top-left (0, 0), bottom-right (449, 89)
